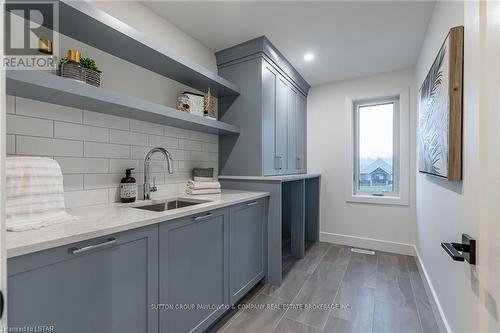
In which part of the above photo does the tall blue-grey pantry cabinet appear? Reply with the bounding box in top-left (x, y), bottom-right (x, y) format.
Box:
top-left (217, 37), bottom-right (310, 177)
top-left (217, 37), bottom-right (319, 286)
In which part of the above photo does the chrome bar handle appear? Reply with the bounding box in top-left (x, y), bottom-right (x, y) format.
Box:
top-left (192, 213), bottom-right (213, 222)
top-left (247, 201), bottom-right (259, 206)
top-left (69, 237), bottom-right (117, 254)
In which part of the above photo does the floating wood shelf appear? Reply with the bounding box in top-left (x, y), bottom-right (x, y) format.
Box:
top-left (56, 0), bottom-right (239, 98)
top-left (6, 70), bottom-right (241, 135)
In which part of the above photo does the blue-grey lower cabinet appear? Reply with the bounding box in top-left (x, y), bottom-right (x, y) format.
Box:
top-left (7, 225), bottom-right (159, 333)
top-left (229, 198), bottom-right (266, 305)
top-left (159, 208), bottom-right (229, 333)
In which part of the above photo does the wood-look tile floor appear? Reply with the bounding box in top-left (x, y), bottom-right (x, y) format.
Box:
top-left (211, 242), bottom-right (440, 333)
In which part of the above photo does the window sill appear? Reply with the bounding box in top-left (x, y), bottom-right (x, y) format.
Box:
top-left (346, 193), bottom-right (408, 206)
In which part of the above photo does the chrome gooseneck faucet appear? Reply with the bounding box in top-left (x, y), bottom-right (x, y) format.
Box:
top-left (144, 147), bottom-right (174, 200)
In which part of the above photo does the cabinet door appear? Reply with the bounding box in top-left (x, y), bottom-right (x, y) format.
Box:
top-left (262, 60), bottom-right (278, 176)
top-left (296, 93), bottom-right (307, 173)
top-left (287, 86), bottom-right (299, 174)
top-left (159, 209), bottom-right (229, 333)
top-left (276, 76), bottom-right (289, 174)
top-left (229, 199), bottom-right (266, 304)
top-left (8, 225), bottom-right (159, 333)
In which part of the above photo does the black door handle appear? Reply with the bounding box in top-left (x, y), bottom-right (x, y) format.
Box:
top-left (441, 233), bottom-right (476, 265)
top-left (0, 290), bottom-right (4, 319)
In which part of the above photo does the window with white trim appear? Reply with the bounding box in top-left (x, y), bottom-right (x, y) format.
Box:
top-left (353, 96), bottom-right (400, 197)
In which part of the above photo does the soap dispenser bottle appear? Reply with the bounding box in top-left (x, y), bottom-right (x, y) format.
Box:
top-left (120, 168), bottom-right (136, 203)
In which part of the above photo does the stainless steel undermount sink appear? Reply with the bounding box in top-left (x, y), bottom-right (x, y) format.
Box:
top-left (132, 198), bottom-right (209, 212)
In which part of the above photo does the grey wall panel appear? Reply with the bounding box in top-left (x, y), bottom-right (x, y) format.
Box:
top-left (289, 180), bottom-right (305, 258)
top-left (296, 94), bottom-right (307, 173)
top-left (276, 75), bottom-right (290, 174)
top-left (262, 60), bottom-right (278, 176)
top-left (287, 86), bottom-right (298, 175)
top-left (218, 58), bottom-right (264, 175)
top-left (305, 177), bottom-right (321, 242)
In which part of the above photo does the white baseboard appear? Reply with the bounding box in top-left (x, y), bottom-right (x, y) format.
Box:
top-left (413, 246), bottom-right (451, 333)
top-left (319, 231), bottom-right (415, 256)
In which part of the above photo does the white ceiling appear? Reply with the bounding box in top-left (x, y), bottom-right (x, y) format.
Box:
top-left (142, 1), bottom-right (435, 86)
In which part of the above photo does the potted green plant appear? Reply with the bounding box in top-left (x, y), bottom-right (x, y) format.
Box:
top-left (80, 57), bottom-right (101, 87)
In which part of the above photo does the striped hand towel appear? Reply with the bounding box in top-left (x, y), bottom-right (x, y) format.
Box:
top-left (185, 188), bottom-right (222, 195)
top-left (187, 180), bottom-right (221, 190)
top-left (6, 157), bottom-right (78, 232)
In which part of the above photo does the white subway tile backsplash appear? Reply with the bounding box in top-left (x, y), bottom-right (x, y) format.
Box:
top-left (189, 130), bottom-right (218, 144)
top-left (164, 125), bottom-right (189, 139)
top-left (165, 171), bottom-right (191, 184)
top-left (148, 135), bottom-right (178, 148)
top-left (108, 187), bottom-right (121, 203)
top-left (6, 95), bottom-right (15, 114)
top-left (109, 159), bottom-right (139, 173)
top-left (6, 135), bottom-right (15, 154)
top-left (83, 110), bottom-right (129, 130)
top-left (130, 145), bottom-right (151, 160)
top-left (84, 142), bottom-right (129, 158)
top-left (16, 97), bottom-right (83, 123)
top-left (8, 98), bottom-right (219, 206)
top-left (84, 173), bottom-right (123, 190)
top-left (131, 145), bottom-right (186, 161)
top-left (137, 172), bottom-right (165, 185)
top-left (147, 160), bottom-right (171, 173)
top-left (63, 174), bottom-right (84, 191)
top-left (169, 149), bottom-right (191, 161)
top-left (64, 189), bottom-right (109, 208)
top-left (150, 183), bottom-right (178, 199)
top-left (190, 151), bottom-right (217, 162)
top-left (110, 129), bottom-right (148, 146)
top-left (55, 122), bottom-right (109, 142)
top-left (130, 119), bottom-right (164, 135)
top-left (202, 142), bottom-right (218, 153)
top-left (6, 114), bottom-right (53, 137)
top-left (179, 139), bottom-right (202, 151)
top-left (55, 157), bottom-right (108, 174)
top-left (17, 136), bottom-right (83, 157)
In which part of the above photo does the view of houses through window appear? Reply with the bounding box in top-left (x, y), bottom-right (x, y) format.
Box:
top-left (355, 99), bottom-right (397, 194)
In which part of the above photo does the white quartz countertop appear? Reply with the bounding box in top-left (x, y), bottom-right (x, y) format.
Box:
top-left (6, 190), bottom-right (270, 258)
top-left (218, 173), bottom-right (321, 182)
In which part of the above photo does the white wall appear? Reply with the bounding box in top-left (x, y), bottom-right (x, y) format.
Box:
top-left (90, 1), bottom-right (217, 72)
top-left (416, 1), bottom-right (500, 332)
top-left (308, 69), bottom-right (416, 254)
top-left (5, 1), bottom-right (220, 207)
top-left (414, 2), bottom-right (468, 332)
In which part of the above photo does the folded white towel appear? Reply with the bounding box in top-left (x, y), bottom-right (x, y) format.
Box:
top-left (187, 179), bottom-right (221, 190)
top-left (185, 188), bottom-right (222, 195)
top-left (193, 176), bottom-right (214, 182)
top-left (6, 157), bottom-right (78, 232)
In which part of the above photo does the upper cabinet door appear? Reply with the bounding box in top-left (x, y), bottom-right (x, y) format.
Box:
top-left (262, 60), bottom-right (278, 176)
top-left (276, 76), bottom-right (289, 174)
top-left (296, 93), bottom-right (307, 173)
top-left (287, 86), bottom-right (299, 174)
